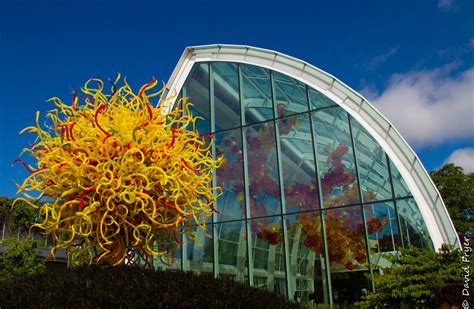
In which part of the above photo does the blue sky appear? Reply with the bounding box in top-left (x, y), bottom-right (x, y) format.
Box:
top-left (1, 0), bottom-right (473, 197)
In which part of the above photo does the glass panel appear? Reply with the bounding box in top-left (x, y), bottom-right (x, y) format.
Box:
top-left (351, 118), bottom-right (392, 202)
top-left (308, 88), bottom-right (337, 110)
top-left (312, 107), bottom-right (360, 208)
top-left (241, 64), bottom-right (273, 125)
top-left (212, 62), bottom-right (240, 131)
top-left (32, 229), bottom-right (47, 247)
top-left (277, 114), bottom-right (319, 213)
top-left (188, 205), bottom-right (213, 226)
top-left (155, 228), bottom-right (182, 271)
top-left (272, 71), bottom-right (308, 117)
top-left (184, 225), bottom-right (213, 274)
top-left (250, 216), bottom-right (286, 296)
top-left (435, 198), bottom-right (459, 247)
top-left (245, 121), bottom-right (281, 217)
top-left (286, 212), bottom-right (328, 304)
top-left (173, 61), bottom-right (441, 303)
top-left (217, 221), bottom-right (247, 283)
top-left (364, 202), bottom-right (401, 268)
top-left (182, 62), bottom-right (210, 134)
top-left (324, 207), bottom-right (371, 305)
top-left (323, 207), bottom-right (367, 270)
top-left (214, 128), bottom-right (245, 222)
top-left (330, 269), bottom-right (371, 305)
top-left (397, 198), bottom-right (434, 250)
top-left (389, 159), bottom-right (411, 198)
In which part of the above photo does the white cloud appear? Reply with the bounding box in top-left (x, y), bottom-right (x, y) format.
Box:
top-left (444, 148), bottom-right (474, 173)
top-left (438, 0), bottom-right (454, 10)
top-left (359, 83), bottom-right (379, 101)
top-left (369, 64), bottom-right (474, 148)
top-left (368, 47), bottom-right (399, 70)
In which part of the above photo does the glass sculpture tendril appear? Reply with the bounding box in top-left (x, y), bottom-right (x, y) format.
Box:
top-left (14, 75), bottom-right (222, 267)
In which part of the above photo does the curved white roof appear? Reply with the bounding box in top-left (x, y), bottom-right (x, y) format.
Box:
top-left (161, 44), bottom-right (459, 249)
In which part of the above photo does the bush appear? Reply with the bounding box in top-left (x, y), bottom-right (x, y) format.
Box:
top-left (0, 266), bottom-right (301, 308)
top-left (0, 238), bottom-right (45, 283)
top-left (358, 245), bottom-right (473, 307)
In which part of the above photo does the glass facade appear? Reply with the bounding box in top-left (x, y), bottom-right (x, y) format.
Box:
top-left (158, 61), bottom-right (435, 305)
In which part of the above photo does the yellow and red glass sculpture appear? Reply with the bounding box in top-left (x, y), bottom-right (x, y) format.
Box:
top-left (15, 75), bottom-right (222, 266)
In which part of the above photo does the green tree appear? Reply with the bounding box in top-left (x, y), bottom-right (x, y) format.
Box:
top-left (430, 164), bottom-right (474, 234)
top-left (0, 238), bottom-right (45, 283)
top-left (359, 245), bottom-right (472, 307)
top-left (0, 196), bottom-right (10, 220)
top-left (0, 196), bottom-right (39, 232)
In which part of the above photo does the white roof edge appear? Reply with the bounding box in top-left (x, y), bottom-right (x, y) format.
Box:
top-left (162, 44), bottom-right (460, 250)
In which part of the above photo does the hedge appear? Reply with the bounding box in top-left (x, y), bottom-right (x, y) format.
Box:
top-left (0, 265), bottom-right (302, 308)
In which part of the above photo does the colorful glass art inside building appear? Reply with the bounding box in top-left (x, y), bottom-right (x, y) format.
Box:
top-left (151, 46), bottom-right (457, 305)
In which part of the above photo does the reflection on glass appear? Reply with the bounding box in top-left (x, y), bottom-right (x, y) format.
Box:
top-left (364, 202), bottom-right (401, 265)
top-left (324, 207), bottom-right (371, 305)
top-left (217, 221), bottom-right (247, 282)
top-left (215, 128), bottom-right (245, 222)
top-left (273, 71), bottom-right (308, 117)
top-left (212, 62), bottom-right (240, 131)
top-left (155, 229), bottom-right (183, 271)
top-left (397, 198), bottom-right (433, 249)
top-left (323, 207), bottom-right (367, 271)
top-left (351, 118), bottom-right (392, 202)
top-left (184, 225), bottom-right (213, 274)
top-left (312, 107), bottom-right (360, 208)
top-left (308, 88), bottom-right (337, 110)
top-left (285, 213), bottom-right (328, 304)
top-left (241, 64), bottom-right (273, 125)
top-left (250, 216), bottom-right (286, 296)
top-left (278, 114), bottom-right (319, 213)
top-left (245, 121), bottom-right (281, 217)
top-left (170, 61), bottom-right (442, 303)
top-left (330, 270), bottom-right (371, 305)
top-left (389, 159), bottom-right (411, 198)
top-left (182, 62), bottom-right (210, 134)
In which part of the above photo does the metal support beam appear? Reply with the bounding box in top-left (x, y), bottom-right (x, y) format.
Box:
top-left (238, 63), bottom-right (254, 287)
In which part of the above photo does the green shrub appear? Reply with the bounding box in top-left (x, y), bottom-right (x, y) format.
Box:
top-left (0, 266), bottom-right (302, 308)
top-left (358, 245), bottom-right (473, 307)
top-left (0, 238), bottom-right (45, 283)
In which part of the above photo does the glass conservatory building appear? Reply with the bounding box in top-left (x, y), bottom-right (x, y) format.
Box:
top-left (156, 45), bottom-right (459, 305)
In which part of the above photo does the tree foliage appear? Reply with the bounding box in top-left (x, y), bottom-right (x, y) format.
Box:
top-left (359, 245), bottom-right (473, 307)
top-left (0, 238), bottom-right (45, 283)
top-left (0, 196), bottom-right (38, 231)
top-left (430, 163), bottom-right (474, 234)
